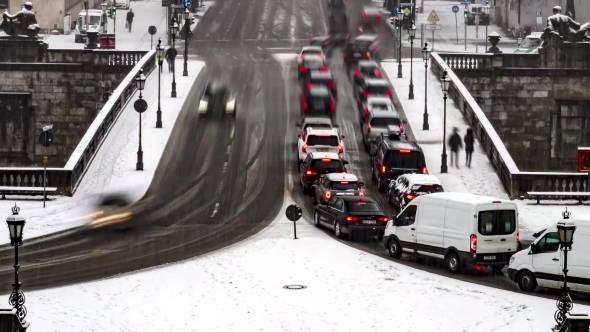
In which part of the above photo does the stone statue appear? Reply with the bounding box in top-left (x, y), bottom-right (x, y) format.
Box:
top-left (542, 5), bottom-right (590, 43)
top-left (0, 2), bottom-right (40, 37)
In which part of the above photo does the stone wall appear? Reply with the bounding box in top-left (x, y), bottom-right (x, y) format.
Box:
top-left (0, 63), bottom-right (127, 167)
top-left (458, 68), bottom-right (590, 171)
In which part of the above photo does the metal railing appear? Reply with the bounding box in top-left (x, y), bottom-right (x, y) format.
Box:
top-left (430, 52), bottom-right (589, 198)
top-left (0, 50), bottom-right (156, 195)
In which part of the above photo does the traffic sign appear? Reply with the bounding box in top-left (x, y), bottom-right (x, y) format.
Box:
top-left (452, 5), bottom-right (459, 13)
top-left (536, 11), bottom-right (542, 17)
top-left (403, 7), bottom-right (410, 16)
top-left (392, 7), bottom-right (398, 15)
top-left (148, 26), bottom-right (157, 35)
top-left (134, 99), bottom-right (148, 113)
top-left (38, 131), bottom-right (54, 147)
top-left (426, 9), bottom-right (440, 22)
top-left (182, 0), bottom-right (191, 7)
top-left (285, 204), bottom-right (302, 222)
top-left (424, 24), bottom-right (442, 30)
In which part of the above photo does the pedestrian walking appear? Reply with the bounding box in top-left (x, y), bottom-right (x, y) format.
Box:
top-left (448, 127), bottom-right (462, 168)
top-left (165, 47), bottom-right (177, 73)
top-left (464, 128), bottom-right (474, 168)
top-left (126, 9), bottom-right (134, 32)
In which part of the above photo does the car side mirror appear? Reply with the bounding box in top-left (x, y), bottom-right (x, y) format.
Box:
top-left (358, 181), bottom-right (365, 187)
top-left (392, 217), bottom-right (399, 226)
top-left (402, 119), bottom-right (408, 125)
top-left (341, 135), bottom-right (345, 139)
top-left (343, 160), bottom-right (349, 165)
top-left (529, 243), bottom-right (536, 254)
top-left (313, 180), bottom-right (319, 185)
top-left (297, 134), bottom-right (301, 138)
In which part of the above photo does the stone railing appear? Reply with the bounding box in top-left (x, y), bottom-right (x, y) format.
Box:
top-left (430, 52), bottom-right (590, 198)
top-left (0, 50), bottom-right (156, 195)
top-left (437, 52), bottom-right (540, 70)
top-left (46, 49), bottom-right (146, 66)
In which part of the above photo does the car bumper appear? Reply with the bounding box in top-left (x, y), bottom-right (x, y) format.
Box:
top-left (507, 268), bottom-right (518, 281)
top-left (458, 252), bottom-right (515, 268)
top-left (343, 224), bottom-right (385, 236)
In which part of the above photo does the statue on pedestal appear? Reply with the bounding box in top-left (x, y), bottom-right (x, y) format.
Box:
top-left (0, 2), bottom-right (40, 37)
top-left (543, 6), bottom-right (590, 44)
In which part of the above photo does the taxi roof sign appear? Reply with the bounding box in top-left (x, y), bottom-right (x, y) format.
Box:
top-left (426, 9), bottom-right (440, 22)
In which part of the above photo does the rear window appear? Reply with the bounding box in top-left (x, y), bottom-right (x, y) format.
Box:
top-left (361, 66), bottom-right (379, 76)
top-left (369, 102), bottom-right (391, 111)
top-left (302, 49), bottom-right (321, 55)
top-left (304, 59), bottom-right (324, 69)
top-left (410, 184), bottom-right (444, 194)
top-left (384, 150), bottom-right (426, 168)
top-left (353, 41), bottom-right (373, 51)
top-left (346, 201), bottom-right (382, 212)
top-left (478, 210), bottom-right (517, 236)
top-left (303, 124), bottom-right (332, 131)
top-left (368, 84), bottom-right (388, 94)
top-left (311, 159), bottom-right (344, 172)
top-left (370, 117), bottom-right (400, 127)
top-left (307, 135), bottom-right (338, 146)
top-left (331, 181), bottom-right (359, 190)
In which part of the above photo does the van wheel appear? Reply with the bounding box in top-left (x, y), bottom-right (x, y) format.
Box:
top-left (445, 251), bottom-right (462, 273)
top-left (517, 270), bottom-right (537, 292)
top-left (388, 238), bottom-right (402, 259)
top-left (334, 221), bottom-right (346, 239)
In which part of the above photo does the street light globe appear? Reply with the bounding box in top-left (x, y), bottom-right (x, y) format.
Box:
top-left (184, 6), bottom-right (191, 20)
top-left (135, 69), bottom-right (146, 90)
top-left (484, 2), bottom-right (490, 15)
top-left (397, 10), bottom-right (404, 22)
top-left (101, 2), bottom-right (107, 11)
top-left (422, 41), bottom-right (431, 61)
top-left (409, 21), bottom-right (417, 38)
top-left (441, 69), bottom-right (450, 93)
top-left (557, 222), bottom-right (576, 249)
top-left (156, 38), bottom-right (165, 58)
top-left (6, 204), bottom-right (25, 246)
top-left (170, 17), bottom-right (179, 36)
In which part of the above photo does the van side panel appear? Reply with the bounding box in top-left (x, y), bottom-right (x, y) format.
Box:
top-left (442, 201), bottom-right (471, 253)
top-left (414, 197), bottom-right (446, 251)
top-left (565, 229), bottom-right (590, 293)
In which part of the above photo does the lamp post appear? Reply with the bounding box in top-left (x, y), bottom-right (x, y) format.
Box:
top-left (183, 6), bottom-right (190, 77)
top-left (440, 69), bottom-right (450, 173)
top-left (101, 2), bottom-right (108, 33)
top-left (156, 39), bottom-right (165, 128)
top-left (421, 41), bottom-right (431, 130)
top-left (6, 204), bottom-right (27, 324)
top-left (135, 70), bottom-right (146, 171)
top-left (84, 0), bottom-right (89, 33)
top-left (170, 18), bottom-right (179, 98)
top-left (408, 21), bottom-right (416, 100)
top-left (554, 210), bottom-right (576, 329)
top-left (484, 1), bottom-right (490, 51)
top-left (396, 9), bottom-right (404, 78)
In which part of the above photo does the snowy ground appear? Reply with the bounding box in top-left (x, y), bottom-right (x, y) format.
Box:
top-left (5, 194), bottom-right (587, 332)
top-left (382, 59), bottom-right (590, 233)
top-left (0, 59), bottom-right (204, 245)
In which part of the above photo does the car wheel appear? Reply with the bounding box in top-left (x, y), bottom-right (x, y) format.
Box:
top-left (334, 221), bottom-right (346, 239)
top-left (313, 211), bottom-right (321, 227)
top-left (517, 270), bottom-right (537, 292)
top-left (445, 251), bottom-right (462, 273)
top-left (388, 238), bottom-right (402, 258)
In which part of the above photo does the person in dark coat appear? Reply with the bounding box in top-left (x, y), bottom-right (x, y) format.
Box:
top-left (165, 47), bottom-right (177, 73)
top-left (448, 127), bottom-right (462, 168)
top-left (464, 128), bottom-right (474, 168)
top-left (126, 9), bottom-right (134, 32)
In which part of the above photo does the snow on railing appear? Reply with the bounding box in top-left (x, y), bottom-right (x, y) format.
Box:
top-left (0, 50), bottom-right (156, 195)
top-left (430, 52), bottom-right (590, 198)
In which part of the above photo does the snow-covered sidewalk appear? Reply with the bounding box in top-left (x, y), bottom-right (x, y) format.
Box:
top-left (6, 194), bottom-right (588, 331)
top-left (0, 59), bottom-right (204, 244)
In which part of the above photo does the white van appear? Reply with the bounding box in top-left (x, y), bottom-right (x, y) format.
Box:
top-left (383, 192), bottom-right (519, 273)
top-left (508, 219), bottom-right (590, 294)
top-left (74, 9), bottom-right (104, 43)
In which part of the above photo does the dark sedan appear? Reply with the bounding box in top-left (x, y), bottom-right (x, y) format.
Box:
top-left (518, 228), bottom-right (546, 250)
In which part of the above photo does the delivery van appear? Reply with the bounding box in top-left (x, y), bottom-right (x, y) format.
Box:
top-left (74, 9), bottom-right (104, 43)
top-left (508, 219), bottom-right (590, 294)
top-left (383, 192), bottom-right (519, 273)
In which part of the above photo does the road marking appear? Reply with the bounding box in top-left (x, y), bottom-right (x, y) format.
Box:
top-left (223, 3), bottom-right (241, 40)
top-left (290, 0), bottom-right (296, 40)
top-left (318, 0), bottom-right (328, 33)
top-left (211, 202), bottom-right (220, 217)
top-left (229, 125), bottom-right (235, 139)
top-left (227, 145), bottom-right (231, 154)
top-left (223, 162), bottom-right (228, 172)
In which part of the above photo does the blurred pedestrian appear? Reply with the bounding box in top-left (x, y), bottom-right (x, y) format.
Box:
top-left (464, 128), bottom-right (474, 168)
top-left (165, 47), bottom-right (177, 73)
top-left (126, 9), bottom-right (134, 32)
top-left (448, 127), bottom-right (462, 168)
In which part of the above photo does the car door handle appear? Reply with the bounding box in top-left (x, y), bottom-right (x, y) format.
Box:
top-left (411, 228), bottom-right (415, 230)
top-left (552, 258), bottom-right (559, 261)
top-left (500, 239), bottom-right (506, 242)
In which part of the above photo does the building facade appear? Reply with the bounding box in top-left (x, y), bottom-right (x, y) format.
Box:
top-left (4, 0), bottom-right (100, 33)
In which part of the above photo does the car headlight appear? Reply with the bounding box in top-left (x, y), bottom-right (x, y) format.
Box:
top-left (226, 99), bottom-right (235, 112)
top-left (509, 256), bottom-right (515, 266)
top-left (198, 100), bottom-right (208, 112)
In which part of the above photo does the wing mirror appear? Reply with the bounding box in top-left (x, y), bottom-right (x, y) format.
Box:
top-left (341, 135), bottom-right (345, 139)
top-left (402, 119), bottom-right (408, 125)
top-left (392, 216), bottom-right (399, 226)
top-left (343, 160), bottom-right (349, 165)
top-left (358, 181), bottom-right (365, 187)
top-left (313, 180), bottom-right (319, 185)
top-left (529, 243), bottom-right (536, 254)
top-left (297, 133), bottom-right (301, 138)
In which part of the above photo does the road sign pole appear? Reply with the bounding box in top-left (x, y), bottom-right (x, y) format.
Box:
top-left (455, 13), bottom-right (458, 44)
top-left (43, 143), bottom-right (47, 208)
top-left (464, 17), bottom-right (467, 51)
top-left (431, 30), bottom-right (434, 51)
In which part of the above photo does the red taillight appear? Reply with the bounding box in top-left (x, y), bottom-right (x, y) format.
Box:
top-left (386, 91), bottom-right (393, 98)
top-left (324, 191), bottom-right (332, 200)
top-left (301, 143), bottom-right (307, 153)
top-left (361, 12), bottom-right (367, 18)
top-left (362, 90), bottom-right (370, 98)
top-left (378, 217), bottom-right (388, 222)
top-left (492, 201), bottom-right (502, 204)
top-left (367, 123), bottom-right (371, 132)
top-left (338, 144), bottom-right (343, 153)
top-left (319, 67), bottom-right (328, 72)
top-left (399, 149), bottom-right (411, 153)
top-left (346, 216), bottom-right (359, 222)
top-left (306, 82), bottom-right (313, 90)
top-left (375, 13), bottom-right (382, 20)
top-left (405, 193), bottom-right (415, 200)
top-left (305, 169), bottom-right (316, 176)
top-left (470, 234), bottom-right (477, 254)
top-left (300, 66), bottom-right (308, 74)
top-left (421, 166), bottom-right (428, 174)
top-left (299, 54), bottom-right (304, 60)
top-left (375, 70), bottom-right (382, 77)
top-left (328, 81), bottom-right (336, 91)
top-left (363, 107), bottom-right (369, 116)
top-left (380, 165), bottom-right (386, 174)
top-left (321, 158), bottom-right (332, 162)
top-left (516, 232), bottom-right (520, 244)
top-left (354, 69), bottom-right (361, 78)
top-left (399, 123), bottom-right (404, 132)
top-left (302, 99), bottom-right (308, 111)
top-left (329, 99), bottom-right (336, 112)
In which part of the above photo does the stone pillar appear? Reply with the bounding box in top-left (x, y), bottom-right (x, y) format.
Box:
top-left (486, 32), bottom-right (502, 54)
top-left (85, 28), bottom-right (100, 49)
top-left (0, 308), bottom-right (28, 331)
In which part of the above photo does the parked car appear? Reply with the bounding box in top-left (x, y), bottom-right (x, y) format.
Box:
top-left (386, 174), bottom-right (443, 209)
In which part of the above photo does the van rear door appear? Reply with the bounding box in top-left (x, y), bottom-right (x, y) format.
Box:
top-left (476, 205), bottom-right (499, 257)
top-left (495, 206), bottom-right (518, 253)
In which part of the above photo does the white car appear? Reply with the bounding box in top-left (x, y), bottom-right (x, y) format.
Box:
top-left (360, 96), bottom-right (396, 120)
top-left (386, 174), bottom-right (443, 208)
top-left (298, 46), bottom-right (325, 64)
top-left (297, 127), bottom-right (344, 162)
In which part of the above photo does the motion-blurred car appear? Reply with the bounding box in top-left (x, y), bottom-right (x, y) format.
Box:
top-left (305, 69), bottom-right (337, 98)
top-left (513, 32), bottom-right (543, 54)
top-left (87, 193), bottom-right (134, 231)
top-left (359, 96), bottom-right (396, 120)
top-left (329, 12), bottom-right (349, 46)
top-left (296, 116), bottom-right (336, 134)
top-left (300, 152), bottom-right (348, 194)
top-left (355, 78), bottom-right (393, 108)
top-left (308, 35), bottom-right (331, 49)
top-left (301, 85), bottom-right (337, 120)
top-left (351, 60), bottom-right (383, 86)
top-left (312, 173), bottom-right (365, 205)
top-left (362, 111), bottom-right (403, 151)
top-left (386, 174), bottom-right (444, 208)
top-left (328, 0), bottom-right (346, 12)
top-left (299, 55), bottom-right (327, 82)
top-left (298, 46), bottom-right (325, 64)
top-left (517, 228), bottom-right (546, 251)
top-left (197, 82), bottom-right (237, 118)
top-left (357, 6), bottom-right (382, 33)
top-left (343, 34), bottom-right (379, 68)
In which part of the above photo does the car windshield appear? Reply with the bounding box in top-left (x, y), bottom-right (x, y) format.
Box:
top-left (384, 150), bottom-right (426, 168)
top-left (302, 49), bottom-right (322, 56)
top-left (410, 184), bottom-right (444, 193)
top-left (370, 117), bottom-right (399, 127)
top-left (311, 159), bottom-right (344, 172)
top-left (309, 97), bottom-right (328, 111)
top-left (346, 201), bottom-right (381, 212)
top-left (367, 84), bottom-right (388, 94)
top-left (303, 124), bottom-right (332, 131)
top-left (307, 135), bottom-right (338, 146)
top-left (369, 101), bottom-right (391, 111)
top-left (352, 41), bottom-right (373, 52)
top-left (520, 38), bottom-right (542, 49)
top-left (361, 66), bottom-right (379, 76)
top-left (304, 59), bottom-right (324, 68)
top-left (331, 181), bottom-right (359, 190)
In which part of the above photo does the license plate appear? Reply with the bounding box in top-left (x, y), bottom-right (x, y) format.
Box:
top-left (483, 256), bottom-right (496, 260)
top-left (363, 220), bottom-right (376, 224)
top-left (316, 148), bottom-right (329, 152)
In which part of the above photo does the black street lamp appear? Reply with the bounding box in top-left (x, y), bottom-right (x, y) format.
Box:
top-left (6, 204), bottom-right (27, 324)
top-left (440, 69), bottom-right (450, 173)
top-left (554, 210), bottom-right (576, 329)
top-left (183, 6), bottom-right (190, 77)
top-left (484, 1), bottom-right (490, 51)
top-left (156, 38), bottom-right (165, 128)
top-left (421, 41), bottom-right (431, 130)
top-left (396, 9), bottom-right (404, 78)
top-left (135, 69), bottom-right (146, 171)
top-left (170, 18), bottom-right (179, 98)
top-left (408, 21), bottom-right (416, 100)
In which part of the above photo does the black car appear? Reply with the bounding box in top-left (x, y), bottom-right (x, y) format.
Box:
top-left (328, 0), bottom-right (346, 12)
top-left (305, 70), bottom-right (337, 98)
top-left (355, 78), bottom-right (393, 107)
top-left (299, 55), bottom-right (327, 81)
top-left (300, 152), bottom-right (348, 194)
top-left (370, 134), bottom-right (427, 192)
top-left (351, 60), bottom-right (383, 85)
top-left (197, 83), bottom-right (237, 118)
top-left (313, 195), bottom-right (388, 240)
top-left (301, 85), bottom-right (336, 120)
top-left (343, 34), bottom-right (379, 68)
top-left (357, 6), bottom-right (382, 33)
top-left (329, 12), bottom-right (350, 47)
top-left (386, 174), bottom-right (444, 208)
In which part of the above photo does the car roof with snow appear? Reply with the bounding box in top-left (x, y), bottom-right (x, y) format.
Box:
top-left (355, 34), bottom-right (378, 41)
top-left (306, 127), bottom-right (338, 136)
top-left (309, 85), bottom-right (331, 96)
top-left (310, 70), bottom-right (333, 79)
top-left (365, 78), bottom-right (389, 86)
top-left (357, 60), bottom-right (379, 67)
top-left (418, 192), bottom-right (513, 205)
top-left (302, 117), bottom-right (333, 126)
top-left (402, 174), bottom-right (442, 185)
top-left (325, 173), bottom-right (359, 182)
top-left (367, 96), bottom-right (393, 104)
